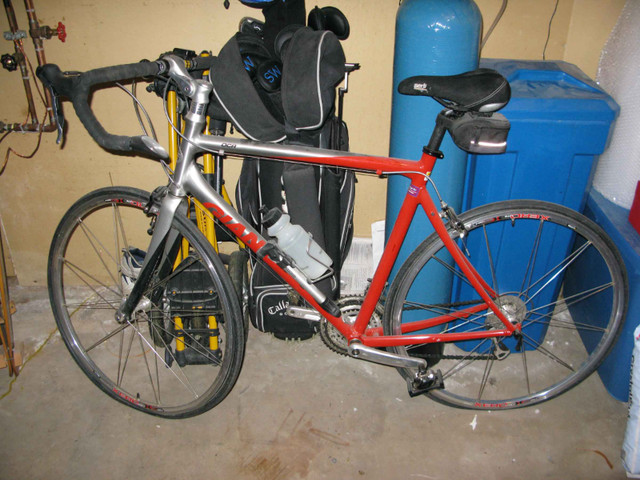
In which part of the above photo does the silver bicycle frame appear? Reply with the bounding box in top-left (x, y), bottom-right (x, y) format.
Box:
top-left (117, 55), bottom-right (349, 323)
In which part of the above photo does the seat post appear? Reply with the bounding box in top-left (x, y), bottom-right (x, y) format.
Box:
top-left (424, 110), bottom-right (450, 159)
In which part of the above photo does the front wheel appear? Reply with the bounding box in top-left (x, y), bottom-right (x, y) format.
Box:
top-left (48, 187), bottom-right (245, 418)
top-left (383, 200), bottom-right (627, 410)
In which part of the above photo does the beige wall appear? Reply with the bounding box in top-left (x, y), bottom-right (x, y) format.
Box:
top-left (564, 0), bottom-right (627, 77)
top-left (0, 0), bottom-right (625, 284)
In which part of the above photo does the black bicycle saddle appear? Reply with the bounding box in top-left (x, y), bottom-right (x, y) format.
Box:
top-left (398, 69), bottom-right (511, 113)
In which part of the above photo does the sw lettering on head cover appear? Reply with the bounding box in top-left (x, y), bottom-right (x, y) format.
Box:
top-left (263, 63), bottom-right (281, 84)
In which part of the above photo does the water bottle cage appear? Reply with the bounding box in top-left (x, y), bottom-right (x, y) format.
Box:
top-left (304, 236), bottom-right (331, 268)
top-left (257, 241), bottom-right (334, 283)
top-left (307, 264), bottom-right (335, 283)
top-left (257, 242), bottom-right (295, 269)
top-left (299, 236), bottom-right (334, 282)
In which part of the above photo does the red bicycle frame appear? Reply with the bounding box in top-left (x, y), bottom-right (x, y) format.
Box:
top-left (194, 133), bottom-right (518, 349)
top-left (340, 150), bottom-right (515, 347)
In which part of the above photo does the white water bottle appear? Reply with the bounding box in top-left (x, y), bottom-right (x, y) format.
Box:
top-left (262, 207), bottom-right (332, 281)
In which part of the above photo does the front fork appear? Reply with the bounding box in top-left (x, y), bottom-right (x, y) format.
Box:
top-left (115, 189), bottom-right (186, 324)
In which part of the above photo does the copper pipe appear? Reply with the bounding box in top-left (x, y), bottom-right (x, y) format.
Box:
top-left (3, 0), bottom-right (39, 125)
top-left (23, 0), bottom-right (55, 126)
top-left (24, 0), bottom-right (46, 64)
top-left (2, 0), bottom-right (58, 132)
top-left (0, 121), bottom-right (57, 132)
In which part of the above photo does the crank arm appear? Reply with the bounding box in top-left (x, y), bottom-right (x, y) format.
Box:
top-left (286, 305), bottom-right (322, 322)
top-left (348, 342), bottom-right (428, 370)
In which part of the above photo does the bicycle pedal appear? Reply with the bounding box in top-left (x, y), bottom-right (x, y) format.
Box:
top-left (407, 369), bottom-right (444, 397)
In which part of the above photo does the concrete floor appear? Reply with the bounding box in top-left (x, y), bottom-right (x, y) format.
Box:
top-left (0, 284), bottom-right (631, 480)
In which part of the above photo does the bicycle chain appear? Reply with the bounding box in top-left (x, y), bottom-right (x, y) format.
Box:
top-left (321, 296), bottom-right (497, 361)
top-left (400, 299), bottom-right (501, 360)
top-left (411, 352), bottom-right (497, 361)
top-left (402, 298), bottom-right (483, 311)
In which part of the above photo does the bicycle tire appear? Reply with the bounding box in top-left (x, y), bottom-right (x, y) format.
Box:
top-left (383, 200), bottom-right (628, 410)
top-left (48, 187), bottom-right (245, 418)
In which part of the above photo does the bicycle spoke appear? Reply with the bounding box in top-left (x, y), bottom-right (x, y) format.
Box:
top-left (477, 355), bottom-right (495, 401)
top-left (148, 312), bottom-right (224, 366)
top-left (447, 320), bottom-right (490, 334)
top-left (524, 241), bottom-right (592, 305)
top-left (78, 218), bottom-right (120, 289)
top-left (525, 314), bottom-right (608, 334)
top-left (482, 224), bottom-right (499, 295)
top-left (521, 332), bottom-right (575, 372)
top-left (521, 344), bottom-right (531, 395)
top-left (113, 203), bottom-right (133, 263)
top-left (63, 258), bottom-right (120, 304)
top-left (63, 301), bottom-right (118, 310)
top-left (117, 319), bottom-right (137, 387)
top-left (440, 338), bottom-right (493, 380)
top-left (143, 255), bottom-right (198, 297)
top-left (519, 219), bottom-right (544, 295)
top-left (124, 318), bottom-right (200, 398)
top-left (86, 322), bottom-right (129, 353)
top-left (432, 254), bottom-right (476, 289)
top-left (112, 206), bottom-right (123, 293)
top-left (135, 317), bottom-right (160, 404)
top-left (401, 299), bottom-right (493, 332)
top-left (154, 341), bottom-right (161, 404)
top-left (523, 282), bottom-right (614, 332)
top-left (116, 317), bottom-right (126, 386)
top-left (529, 281), bottom-right (613, 316)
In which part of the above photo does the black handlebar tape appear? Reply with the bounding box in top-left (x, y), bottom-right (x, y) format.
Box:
top-left (188, 55), bottom-right (216, 72)
top-left (38, 61), bottom-right (163, 158)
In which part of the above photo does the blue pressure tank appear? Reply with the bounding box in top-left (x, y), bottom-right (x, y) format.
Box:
top-left (387, 0), bottom-right (481, 285)
top-left (385, 0), bottom-right (482, 330)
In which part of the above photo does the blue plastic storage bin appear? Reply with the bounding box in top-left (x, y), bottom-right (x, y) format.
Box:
top-left (464, 59), bottom-right (619, 211)
top-left (454, 59), bottom-right (619, 350)
top-left (564, 190), bottom-right (640, 402)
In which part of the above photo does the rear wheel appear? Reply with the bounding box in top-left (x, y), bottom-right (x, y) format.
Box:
top-left (48, 187), bottom-right (245, 418)
top-left (383, 200), bottom-right (627, 409)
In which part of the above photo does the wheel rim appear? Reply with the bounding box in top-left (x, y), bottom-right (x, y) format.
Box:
top-left (49, 190), bottom-right (239, 416)
top-left (385, 203), bottom-right (626, 409)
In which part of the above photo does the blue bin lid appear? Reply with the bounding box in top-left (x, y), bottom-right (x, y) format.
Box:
top-left (480, 59), bottom-right (620, 122)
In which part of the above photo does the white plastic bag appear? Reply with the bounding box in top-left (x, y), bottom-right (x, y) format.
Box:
top-left (622, 325), bottom-right (640, 477)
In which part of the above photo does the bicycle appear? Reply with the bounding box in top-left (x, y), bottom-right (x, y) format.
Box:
top-left (37, 52), bottom-right (628, 418)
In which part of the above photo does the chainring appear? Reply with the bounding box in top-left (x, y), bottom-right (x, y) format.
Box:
top-left (319, 296), bottom-right (383, 356)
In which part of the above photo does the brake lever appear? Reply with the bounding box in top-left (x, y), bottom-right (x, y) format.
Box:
top-left (36, 66), bottom-right (66, 145)
top-left (49, 87), bottom-right (65, 144)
